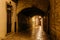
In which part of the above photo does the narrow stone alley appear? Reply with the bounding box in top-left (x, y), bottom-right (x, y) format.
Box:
top-left (3, 27), bottom-right (50, 40)
top-left (3, 33), bottom-right (49, 40)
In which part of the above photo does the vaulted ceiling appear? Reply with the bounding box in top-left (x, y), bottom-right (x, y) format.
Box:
top-left (16, 0), bottom-right (50, 14)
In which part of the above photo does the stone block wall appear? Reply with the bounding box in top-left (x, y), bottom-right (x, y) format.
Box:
top-left (17, 0), bottom-right (49, 14)
top-left (49, 0), bottom-right (60, 40)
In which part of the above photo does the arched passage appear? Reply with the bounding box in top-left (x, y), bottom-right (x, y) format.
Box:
top-left (17, 7), bottom-right (46, 37)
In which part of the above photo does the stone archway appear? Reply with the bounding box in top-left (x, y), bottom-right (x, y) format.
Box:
top-left (17, 7), bottom-right (46, 37)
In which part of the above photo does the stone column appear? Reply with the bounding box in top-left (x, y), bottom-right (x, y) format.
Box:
top-left (11, 1), bottom-right (16, 33)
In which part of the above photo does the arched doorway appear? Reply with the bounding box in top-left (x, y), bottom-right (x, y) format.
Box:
top-left (17, 7), bottom-right (46, 37)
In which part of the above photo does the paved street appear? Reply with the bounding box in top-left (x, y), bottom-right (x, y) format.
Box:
top-left (3, 27), bottom-right (50, 40)
top-left (3, 33), bottom-right (31, 40)
top-left (3, 33), bottom-right (49, 40)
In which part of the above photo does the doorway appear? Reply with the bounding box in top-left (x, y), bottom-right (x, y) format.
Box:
top-left (7, 10), bottom-right (11, 33)
top-left (7, 3), bottom-right (12, 33)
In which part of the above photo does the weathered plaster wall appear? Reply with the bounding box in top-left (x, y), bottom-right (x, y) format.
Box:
top-left (0, 0), bottom-right (11, 39)
top-left (0, 0), bottom-right (16, 39)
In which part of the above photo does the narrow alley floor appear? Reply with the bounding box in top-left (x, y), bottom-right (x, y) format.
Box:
top-left (3, 32), bottom-right (50, 40)
top-left (3, 33), bottom-right (31, 40)
top-left (3, 28), bottom-right (50, 40)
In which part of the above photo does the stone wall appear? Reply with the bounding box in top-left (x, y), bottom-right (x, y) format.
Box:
top-left (16, 0), bottom-right (49, 33)
top-left (17, 0), bottom-right (49, 14)
top-left (49, 0), bottom-right (60, 40)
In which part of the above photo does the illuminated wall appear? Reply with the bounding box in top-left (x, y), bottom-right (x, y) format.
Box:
top-left (0, 0), bottom-right (11, 39)
top-left (0, 0), bottom-right (16, 39)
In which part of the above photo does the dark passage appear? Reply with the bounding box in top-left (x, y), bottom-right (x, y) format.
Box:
top-left (18, 14), bottom-right (31, 36)
top-left (18, 7), bottom-right (45, 37)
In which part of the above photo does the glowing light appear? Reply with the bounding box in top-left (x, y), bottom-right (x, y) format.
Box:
top-left (32, 16), bottom-right (35, 22)
top-left (31, 15), bottom-right (44, 40)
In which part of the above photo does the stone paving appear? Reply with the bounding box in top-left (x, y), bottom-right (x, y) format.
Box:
top-left (3, 31), bottom-right (50, 40)
top-left (3, 33), bottom-right (31, 40)
top-left (3, 27), bottom-right (50, 40)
